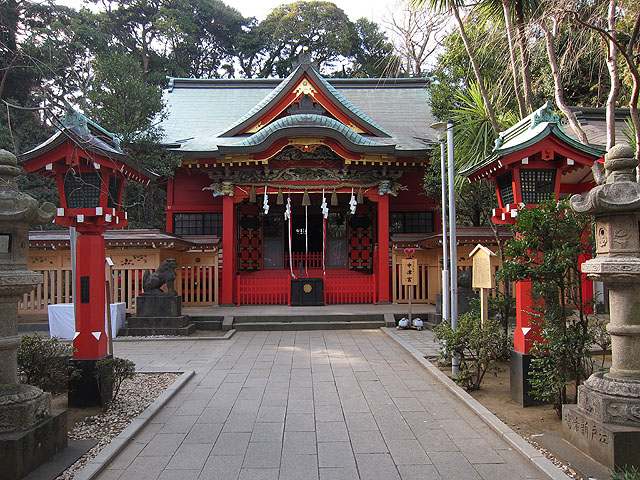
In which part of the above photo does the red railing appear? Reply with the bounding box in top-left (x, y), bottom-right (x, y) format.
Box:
top-left (324, 274), bottom-right (376, 304)
top-left (237, 275), bottom-right (291, 306)
top-left (285, 252), bottom-right (323, 269)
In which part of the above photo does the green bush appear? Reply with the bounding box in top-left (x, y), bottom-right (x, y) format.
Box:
top-left (434, 313), bottom-right (505, 390)
top-left (17, 334), bottom-right (78, 394)
top-left (95, 357), bottom-right (135, 409)
top-left (611, 466), bottom-right (640, 480)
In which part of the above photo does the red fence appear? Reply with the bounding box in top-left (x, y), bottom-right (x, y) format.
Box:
top-left (284, 252), bottom-right (323, 270)
top-left (236, 271), bottom-right (376, 306)
top-left (237, 275), bottom-right (291, 306)
top-left (324, 274), bottom-right (376, 304)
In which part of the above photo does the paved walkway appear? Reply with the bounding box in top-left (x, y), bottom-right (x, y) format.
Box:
top-left (95, 330), bottom-right (545, 480)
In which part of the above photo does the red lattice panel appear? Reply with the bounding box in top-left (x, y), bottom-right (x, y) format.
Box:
top-left (349, 227), bottom-right (372, 270)
top-left (238, 218), bottom-right (261, 270)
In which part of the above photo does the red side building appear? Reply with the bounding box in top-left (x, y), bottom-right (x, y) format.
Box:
top-left (160, 59), bottom-right (437, 305)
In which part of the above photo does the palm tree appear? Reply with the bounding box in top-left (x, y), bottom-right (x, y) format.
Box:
top-left (412, 0), bottom-right (501, 134)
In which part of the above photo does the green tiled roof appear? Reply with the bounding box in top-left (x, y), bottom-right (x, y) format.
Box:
top-left (160, 70), bottom-right (435, 156)
top-left (461, 101), bottom-right (606, 177)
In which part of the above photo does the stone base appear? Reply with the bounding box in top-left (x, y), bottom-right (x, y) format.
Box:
top-left (577, 372), bottom-right (640, 425)
top-left (0, 409), bottom-right (67, 480)
top-left (127, 315), bottom-right (189, 329)
top-left (0, 385), bottom-right (51, 433)
top-left (68, 356), bottom-right (112, 408)
top-left (510, 350), bottom-right (538, 407)
top-left (136, 295), bottom-right (181, 317)
top-left (562, 404), bottom-right (640, 469)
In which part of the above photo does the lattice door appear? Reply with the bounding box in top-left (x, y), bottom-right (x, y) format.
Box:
top-left (348, 215), bottom-right (372, 271)
top-left (238, 214), bottom-right (262, 270)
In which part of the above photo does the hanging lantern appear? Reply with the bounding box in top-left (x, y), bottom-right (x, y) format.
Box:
top-left (302, 188), bottom-right (311, 206)
top-left (357, 187), bottom-right (363, 204)
top-left (277, 188), bottom-right (284, 205)
top-left (331, 189), bottom-right (338, 206)
top-left (249, 186), bottom-right (256, 203)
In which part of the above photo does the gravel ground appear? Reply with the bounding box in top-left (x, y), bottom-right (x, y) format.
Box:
top-left (56, 372), bottom-right (179, 480)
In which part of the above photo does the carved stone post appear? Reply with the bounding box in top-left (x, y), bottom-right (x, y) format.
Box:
top-left (567, 144), bottom-right (640, 469)
top-left (0, 149), bottom-right (66, 480)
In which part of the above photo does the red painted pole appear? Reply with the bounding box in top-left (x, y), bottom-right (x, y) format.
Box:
top-left (73, 231), bottom-right (108, 359)
top-left (377, 194), bottom-right (390, 302)
top-left (221, 195), bottom-right (234, 305)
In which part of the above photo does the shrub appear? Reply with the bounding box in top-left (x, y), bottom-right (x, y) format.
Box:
top-left (434, 312), bottom-right (505, 390)
top-left (611, 466), bottom-right (640, 480)
top-left (17, 334), bottom-right (78, 394)
top-left (95, 357), bottom-right (135, 409)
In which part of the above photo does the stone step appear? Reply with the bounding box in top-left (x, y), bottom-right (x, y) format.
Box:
top-left (232, 321), bottom-right (384, 331)
top-left (191, 320), bottom-right (223, 330)
top-left (232, 314), bottom-right (386, 323)
top-left (127, 316), bottom-right (189, 329)
top-left (120, 323), bottom-right (196, 336)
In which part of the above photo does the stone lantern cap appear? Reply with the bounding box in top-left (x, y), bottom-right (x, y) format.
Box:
top-left (0, 149), bottom-right (56, 226)
top-left (570, 144), bottom-right (640, 215)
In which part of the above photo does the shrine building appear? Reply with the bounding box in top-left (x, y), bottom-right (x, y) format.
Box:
top-left (159, 58), bottom-right (437, 306)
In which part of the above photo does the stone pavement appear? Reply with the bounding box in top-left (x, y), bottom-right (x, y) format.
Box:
top-left (94, 330), bottom-right (546, 480)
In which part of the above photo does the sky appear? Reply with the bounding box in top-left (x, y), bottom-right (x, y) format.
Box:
top-left (57, 0), bottom-right (399, 24)
top-left (224, 0), bottom-right (395, 23)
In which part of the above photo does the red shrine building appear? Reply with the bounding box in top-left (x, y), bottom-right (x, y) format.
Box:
top-left (461, 101), bottom-right (607, 405)
top-left (159, 58), bottom-right (436, 306)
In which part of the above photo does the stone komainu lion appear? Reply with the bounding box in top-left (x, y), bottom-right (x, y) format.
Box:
top-left (143, 258), bottom-right (178, 295)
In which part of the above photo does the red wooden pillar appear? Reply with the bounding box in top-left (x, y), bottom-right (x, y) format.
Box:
top-left (513, 280), bottom-right (543, 354)
top-left (221, 195), bottom-right (235, 305)
top-left (166, 178), bottom-right (175, 233)
top-left (73, 231), bottom-right (108, 359)
top-left (377, 194), bottom-right (390, 303)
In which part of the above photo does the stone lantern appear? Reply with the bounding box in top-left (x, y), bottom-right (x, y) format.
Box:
top-left (567, 144), bottom-right (640, 469)
top-left (0, 149), bottom-right (65, 480)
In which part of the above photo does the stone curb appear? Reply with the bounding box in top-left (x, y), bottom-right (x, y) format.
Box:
top-left (72, 369), bottom-right (196, 480)
top-left (381, 327), bottom-right (568, 480)
top-left (112, 329), bottom-right (236, 342)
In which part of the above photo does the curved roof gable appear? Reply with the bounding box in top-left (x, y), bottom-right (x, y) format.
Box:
top-left (219, 60), bottom-right (392, 138)
top-left (461, 101), bottom-right (605, 178)
top-left (219, 114), bottom-right (393, 155)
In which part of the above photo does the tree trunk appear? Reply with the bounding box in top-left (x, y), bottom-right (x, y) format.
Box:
top-left (605, 0), bottom-right (619, 150)
top-left (451, 5), bottom-right (501, 134)
top-left (515, 0), bottom-right (534, 112)
top-left (503, 0), bottom-right (526, 117)
top-left (541, 20), bottom-right (589, 144)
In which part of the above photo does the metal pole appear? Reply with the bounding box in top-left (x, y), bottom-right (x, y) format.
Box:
top-left (447, 120), bottom-right (459, 375)
top-left (440, 141), bottom-right (449, 324)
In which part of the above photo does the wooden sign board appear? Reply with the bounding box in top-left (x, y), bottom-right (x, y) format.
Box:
top-left (401, 258), bottom-right (418, 286)
top-left (469, 244), bottom-right (496, 289)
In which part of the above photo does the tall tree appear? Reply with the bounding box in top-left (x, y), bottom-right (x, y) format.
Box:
top-left (251, 1), bottom-right (359, 77)
top-left (413, 0), bottom-right (501, 133)
top-left (346, 18), bottom-right (397, 78)
top-left (386, 1), bottom-right (446, 77)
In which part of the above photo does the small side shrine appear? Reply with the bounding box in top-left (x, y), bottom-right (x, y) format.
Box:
top-left (20, 108), bottom-right (155, 406)
top-left (160, 56), bottom-right (437, 305)
top-left (461, 101), bottom-right (605, 405)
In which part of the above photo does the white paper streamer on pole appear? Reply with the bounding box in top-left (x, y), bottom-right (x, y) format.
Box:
top-left (321, 189), bottom-right (328, 274)
top-left (263, 185), bottom-right (269, 215)
top-left (349, 187), bottom-right (357, 214)
top-left (305, 205), bottom-right (308, 277)
top-left (285, 195), bottom-right (295, 278)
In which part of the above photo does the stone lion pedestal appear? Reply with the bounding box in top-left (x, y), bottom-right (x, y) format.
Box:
top-left (124, 259), bottom-right (195, 336)
top-left (566, 144), bottom-right (640, 469)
